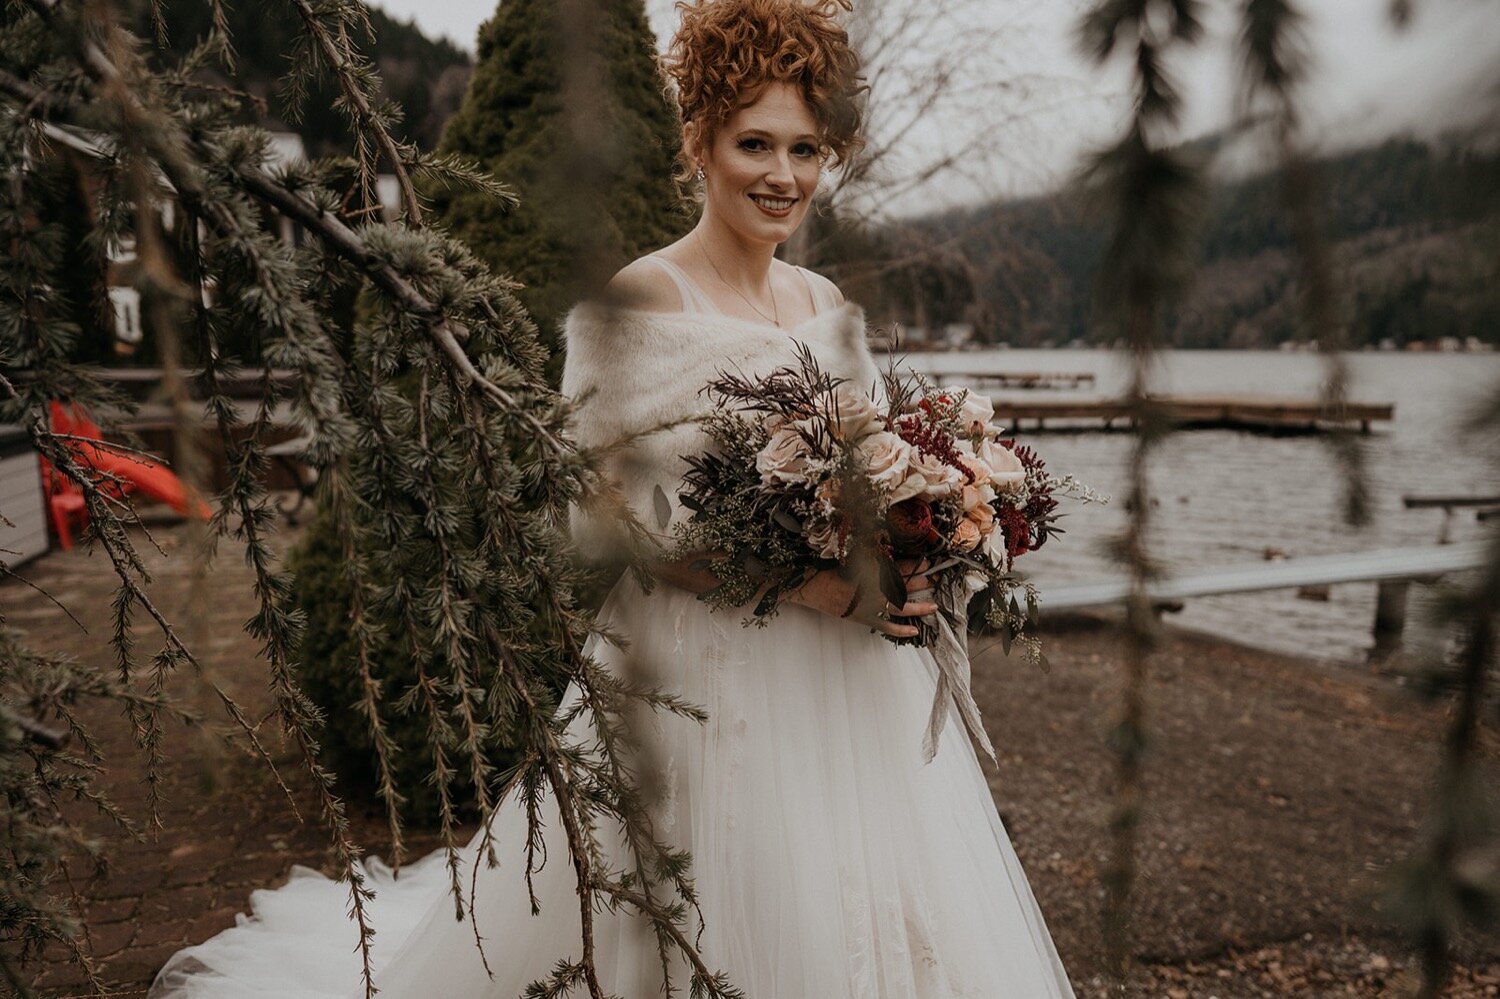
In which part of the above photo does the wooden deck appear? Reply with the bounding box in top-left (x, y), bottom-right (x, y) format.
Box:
top-left (993, 394), bottom-right (1394, 433)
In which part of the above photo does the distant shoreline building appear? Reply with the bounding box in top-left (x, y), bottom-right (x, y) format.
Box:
top-left (28, 125), bottom-right (402, 362)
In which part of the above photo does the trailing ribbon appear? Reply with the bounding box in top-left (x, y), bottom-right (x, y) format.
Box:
top-left (916, 576), bottom-right (996, 765)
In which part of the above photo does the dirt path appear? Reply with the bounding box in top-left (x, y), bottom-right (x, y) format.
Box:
top-left (9, 520), bottom-right (1497, 997)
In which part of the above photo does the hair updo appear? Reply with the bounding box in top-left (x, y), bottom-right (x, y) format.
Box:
top-left (661, 0), bottom-right (866, 181)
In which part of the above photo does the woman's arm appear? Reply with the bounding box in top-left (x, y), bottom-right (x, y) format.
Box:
top-left (785, 563), bottom-right (936, 640)
top-left (651, 551), bottom-right (725, 597)
top-left (654, 554), bottom-right (936, 640)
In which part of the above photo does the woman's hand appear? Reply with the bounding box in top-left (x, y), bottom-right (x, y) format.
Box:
top-left (653, 551), bottom-right (725, 596)
top-left (788, 559), bottom-right (937, 639)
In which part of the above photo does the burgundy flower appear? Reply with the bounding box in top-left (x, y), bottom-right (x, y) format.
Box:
top-left (895, 413), bottom-right (973, 483)
top-left (888, 497), bottom-right (942, 552)
top-left (997, 504), bottom-right (1031, 559)
top-left (1001, 438), bottom-right (1058, 551)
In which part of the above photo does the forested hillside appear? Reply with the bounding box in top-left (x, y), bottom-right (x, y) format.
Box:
top-left (880, 141), bottom-right (1500, 348)
top-left (133, 7), bottom-right (1499, 351)
top-left (147, 1), bottom-right (472, 155)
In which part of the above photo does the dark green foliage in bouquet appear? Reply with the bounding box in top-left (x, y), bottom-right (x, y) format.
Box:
top-left (671, 408), bottom-right (815, 616)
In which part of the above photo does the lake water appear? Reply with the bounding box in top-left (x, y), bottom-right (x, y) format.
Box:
top-left (900, 349), bottom-right (1500, 665)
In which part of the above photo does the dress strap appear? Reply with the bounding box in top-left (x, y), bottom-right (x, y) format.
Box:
top-left (644, 255), bottom-right (719, 315)
top-left (796, 265), bottom-right (835, 316)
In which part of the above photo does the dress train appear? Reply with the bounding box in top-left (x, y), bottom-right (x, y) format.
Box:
top-left (150, 576), bottom-right (1075, 998)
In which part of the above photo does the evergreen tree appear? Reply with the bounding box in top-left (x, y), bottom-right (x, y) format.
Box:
top-left (2, 4), bottom-right (731, 993)
top-left (146, 0), bottom-right (473, 156)
top-left (431, 0), bottom-right (689, 382)
top-left (288, 0), bottom-right (687, 824)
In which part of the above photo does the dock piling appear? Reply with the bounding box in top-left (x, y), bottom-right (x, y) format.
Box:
top-left (1373, 579), bottom-right (1410, 643)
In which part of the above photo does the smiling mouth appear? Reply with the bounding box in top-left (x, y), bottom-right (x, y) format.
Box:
top-left (749, 194), bottom-right (798, 215)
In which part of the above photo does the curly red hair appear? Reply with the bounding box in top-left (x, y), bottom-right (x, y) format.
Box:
top-left (661, 0), bottom-right (866, 181)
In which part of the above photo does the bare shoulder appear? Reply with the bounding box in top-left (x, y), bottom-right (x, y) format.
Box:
top-left (602, 255), bottom-right (682, 313)
top-left (793, 264), bottom-right (846, 306)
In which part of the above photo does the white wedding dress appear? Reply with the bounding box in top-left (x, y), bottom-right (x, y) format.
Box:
top-left (149, 262), bottom-right (1076, 999)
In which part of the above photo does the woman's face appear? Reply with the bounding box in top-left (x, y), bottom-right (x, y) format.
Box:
top-left (694, 81), bottom-right (822, 245)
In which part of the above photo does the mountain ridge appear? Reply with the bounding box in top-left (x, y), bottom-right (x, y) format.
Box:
top-left (881, 139), bottom-right (1500, 349)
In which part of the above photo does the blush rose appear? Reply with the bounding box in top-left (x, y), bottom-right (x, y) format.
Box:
top-left (823, 383), bottom-right (883, 442)
top-left (756, 423), bottom-right (815, 488)
top-left (857, 431), bottom-right (924, 503)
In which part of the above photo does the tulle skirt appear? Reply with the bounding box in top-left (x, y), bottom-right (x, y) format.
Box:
top-left (149, 577), bottom-right (1076, 998)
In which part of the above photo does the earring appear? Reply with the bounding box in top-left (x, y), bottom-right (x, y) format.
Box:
top-left (695, 163), bottom-right (705, 182)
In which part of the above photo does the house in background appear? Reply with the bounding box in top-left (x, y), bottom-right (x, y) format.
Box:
top-left (0, 425), bottom-right (50, 568)
top-left (8, 126), bottom-right (369, 551)
top-left (30, 125), bottom-right (363, 361)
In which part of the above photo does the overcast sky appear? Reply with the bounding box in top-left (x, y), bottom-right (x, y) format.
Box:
top-left (371, 0), bottom-right (1500, 211)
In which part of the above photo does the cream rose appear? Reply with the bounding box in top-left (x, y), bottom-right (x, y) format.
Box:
top-left (805, 515), bottom-right (846, 560)
top-left (978, 439), bottom-right (1026, 493)
top-left (823, 383), bottom-right (883, 442)
top-left (855, 431), bottom-right (917, 500)
top-left (908, 449), bottom-right (964, 499)
top-left (942, 387), bottom-right (997, 437)
top-left (756, 424), bottom-right (815, 488)
top-left (889, 470), bottom-right (929, 505)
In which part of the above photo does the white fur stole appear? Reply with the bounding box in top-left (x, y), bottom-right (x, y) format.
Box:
top-left (561, 300), bottom-right (880, 551)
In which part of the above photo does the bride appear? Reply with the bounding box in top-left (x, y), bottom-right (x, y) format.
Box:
top-left (149, 1), bottom-right (1076, 996)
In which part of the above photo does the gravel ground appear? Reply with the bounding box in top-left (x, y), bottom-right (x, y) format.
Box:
top-left (978, 614), bottom-right (1500, 997)
top-left (9, 517), bottom-right (1498, 997)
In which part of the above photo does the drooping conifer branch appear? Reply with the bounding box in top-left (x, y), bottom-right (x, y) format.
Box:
top-left (1386, 213), bottom-right (1500, 999)
top-left (283, 0), bottom-right (421, 220)
top-left (1076, 0), bottom-right (1206, 981)
top-left (1237, 0), bottom-right (1369, 526)
top-left (2, 3), bottom-right (746, 995)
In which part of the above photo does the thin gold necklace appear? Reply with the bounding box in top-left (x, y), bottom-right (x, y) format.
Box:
top-left (696, 231), bottom-right (780, 327)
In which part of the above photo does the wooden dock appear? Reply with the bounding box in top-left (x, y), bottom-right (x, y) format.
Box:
top-left (993, 394), bottom-right (1394, 433)
top-left (1036, 541), bottom-right (1488, 651)
top-left (923, 370), bottom-right (1096, 390)
top-left (1039, 543), bottom-right (1486, 614)
top-left (1402, 493), bottom-right (1500, 543)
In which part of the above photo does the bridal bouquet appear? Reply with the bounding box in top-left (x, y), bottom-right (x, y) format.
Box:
top-left (662, 345), bottom-right (1091, 762)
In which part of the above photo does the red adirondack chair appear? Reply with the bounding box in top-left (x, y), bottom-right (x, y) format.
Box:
top-left (39, 401), bottom-right (210, 549)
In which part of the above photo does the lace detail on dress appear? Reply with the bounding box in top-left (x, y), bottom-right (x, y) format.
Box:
top-left (657, 753), bottom-right (680, 834)
top-left (838, 864), bottom-right (879, 995)
top-left (904, 883), bottom-right (945, 995)
top-left (903, 878), bottom-right (985, 998)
